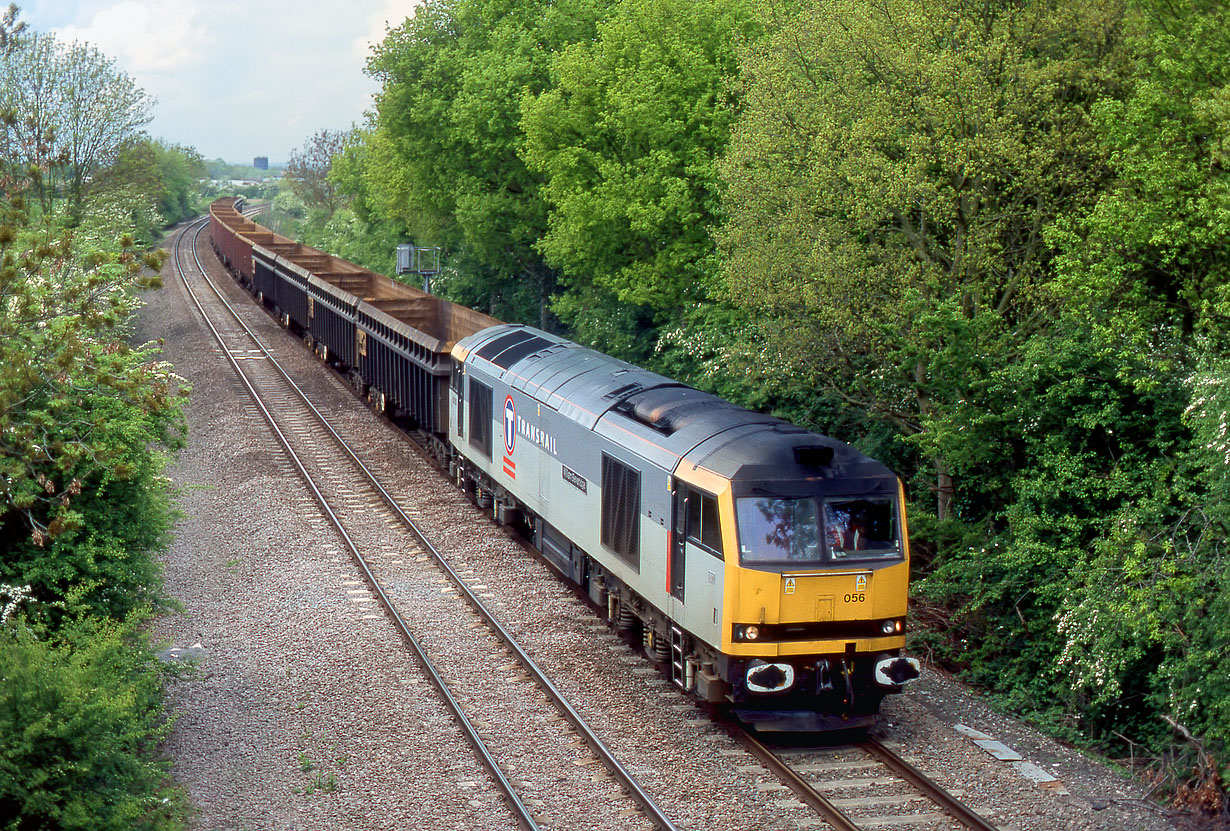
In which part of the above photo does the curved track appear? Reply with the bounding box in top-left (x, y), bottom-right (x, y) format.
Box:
top-left (170, 216), bottom-right (680, 831)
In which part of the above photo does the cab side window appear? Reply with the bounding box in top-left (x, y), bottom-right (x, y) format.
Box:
top-left (682, 487), bottom-right (724, 558)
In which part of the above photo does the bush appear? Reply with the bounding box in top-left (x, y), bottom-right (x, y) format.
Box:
top-left (0, 617), bottom-right (186, 830)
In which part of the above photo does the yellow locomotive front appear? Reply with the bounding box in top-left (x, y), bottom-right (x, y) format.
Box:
top-left (688, 440), bottom-right (919, 732)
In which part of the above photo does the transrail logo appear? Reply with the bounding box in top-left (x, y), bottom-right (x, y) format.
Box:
top-left (503, 395), bottom-right (516, 455)
top-left (502, 396), bottom-right (518, 479)
top-left (502, 394), bottom-right (559, 456)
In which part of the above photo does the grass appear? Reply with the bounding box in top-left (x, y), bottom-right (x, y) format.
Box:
top-left (292, 733), bottom-right (346, 796)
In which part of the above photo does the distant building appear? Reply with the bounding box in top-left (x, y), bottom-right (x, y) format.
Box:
top-left (253, 156), bottom-right (269, 170)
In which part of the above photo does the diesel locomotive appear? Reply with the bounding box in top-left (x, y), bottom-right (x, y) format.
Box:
top-left (209, 198), bottom-right (920, 730)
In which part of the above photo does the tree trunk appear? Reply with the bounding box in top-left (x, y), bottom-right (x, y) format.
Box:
top-left (935, 459), bottom-right (954, 522)
top-left (915, 360), bottom-right (953, 521)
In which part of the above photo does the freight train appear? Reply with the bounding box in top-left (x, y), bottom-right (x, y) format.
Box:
top-left (209, 198), bottom-right (920, 731)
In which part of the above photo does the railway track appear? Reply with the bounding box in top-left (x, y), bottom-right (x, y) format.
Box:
top-left (170, 216), bottom-right (680, 831)
top-left (734, 725), bottom-right (1001, 830)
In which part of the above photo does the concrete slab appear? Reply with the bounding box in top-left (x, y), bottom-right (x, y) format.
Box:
top-left (954, 723), bottom-right (994, 741)
top-left (973, 739), bottom-right (1024, 761)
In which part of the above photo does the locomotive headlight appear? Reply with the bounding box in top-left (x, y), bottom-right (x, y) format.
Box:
top-left (744, 625), bottom-right (760, 641)
top-left (881, 620), bottom-right (899, 635)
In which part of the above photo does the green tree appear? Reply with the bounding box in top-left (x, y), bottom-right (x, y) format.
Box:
top-left (365, 0), bottom-right (604, 324)
top-left (0, 177), bottom-right (186, 620)
top-left (729, 0), bottom-right (1230, 806)
top-left (718, 0), bottom-right (1126, 521)
top-left (0, 31), bottom-right (64, 209)
top-left (0, 4), bottom-right (23, 54)
top-left (93, 138), bottom-right (160, 202)
top-left (276, 129), bottom-right (403, 278)
top-left (91, 138), bottom-right (205, 241)
top-left (150, 141), bottom-right (206, 225)
top-left (0, 11), bottom-right (190, 827)
top-left (522, 0), bottom-right (758, 362)
top-left (307, 129), bottom-right (403, 276)
top-left (0, 171), bottom-right (188, 829)
top-left (1038, 0), bottom-right (1230, 798)
top-left (57, 40), bottom-right (153, 217)
top-left (284, 128), bottom-right (346, 219)
top-left (0, 25), bottom-right (152, 217)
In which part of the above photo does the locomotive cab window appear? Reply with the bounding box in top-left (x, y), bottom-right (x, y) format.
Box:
top-left (736, 495), bottom-right (902, 566)
top-left (823, 498), bottom-right (900, 560)
top-left (736, 497), bottom-right (821, 565)
top-left (680, 487), bottom-right (723, 558)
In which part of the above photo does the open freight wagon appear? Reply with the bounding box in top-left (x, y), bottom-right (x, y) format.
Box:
top-left (209, 198), bottom-right (498, 447)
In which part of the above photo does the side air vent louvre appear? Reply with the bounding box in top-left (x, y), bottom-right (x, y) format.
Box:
top-left (601, 454), bottom-right (640, 568)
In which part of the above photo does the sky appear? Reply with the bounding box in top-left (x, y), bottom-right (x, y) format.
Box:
top-left (22, 1), bottom-right (425, 164)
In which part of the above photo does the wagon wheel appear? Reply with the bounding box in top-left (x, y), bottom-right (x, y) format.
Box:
top-left (368, 388), bottom-right (386, 414)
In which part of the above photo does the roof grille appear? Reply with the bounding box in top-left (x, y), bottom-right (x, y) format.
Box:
top-left (604, 383), bottom-right (644, 400)
top-left (475, 329), bottom-right (551, 369)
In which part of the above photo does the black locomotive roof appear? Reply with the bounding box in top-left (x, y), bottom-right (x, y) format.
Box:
top-left (458, 324), bottom-right (897, 489)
